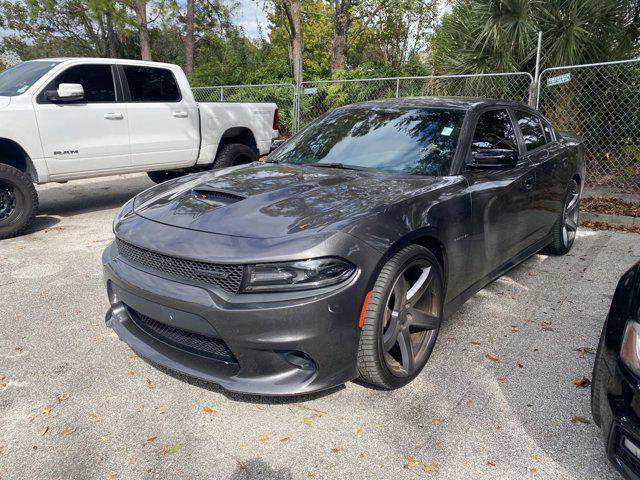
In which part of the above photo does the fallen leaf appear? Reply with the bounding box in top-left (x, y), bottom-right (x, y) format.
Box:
top-left (571, 416), bottom-right (591, 424)
top-left (146, 379), bottom-right (155, 389)
top-left (330, 447), bottom-right (340, 453)
top-left (146, 436), bottom-right (157, 442)
top-left (511, 326), bottom-right (520, 333)
top-left (258, 435), bottom-right (270, 443)
top-left (41, 407), bottom-right (51, 415)
top-left (160, 443), bottom-right (181, 455)
top-left (404, 455), bottom-right (418, 469)
top-left (128, 371), bottom-right (136, 376)
top-left (56, 391), bottom-right (71, 403)
top-left (541, 320), bottom-right (553, 332)
top-left (532, 454), bottom-right (541, 461)
top-left (575, 347), bottom-right (595, 356)
top-left (202, 406), bottom-right (219, 416)
top-left (470, 341), bottom-right (482, 346)
top-left (356, 427), bottom-right (364, 434)
top-left (572, 377), bottom-right (591, 388)
top-left (517, 363), bottom-right (524, 368)
top-left (498, 376), bottom-right (507, 384)
top-left (60, 426), bottom-right (77, 436)
top-left (303, 416), bottom-right (313, 427)
top-left (128, 354), bottom-right (139, 360)
top-left (528, 271), bottom-right (537, 276)
top-left (531, 467), bottom-right (538, 475)
top-left (423, 463), bottom-right (439, 473)
top-left (358, 452), bottom-right (365, 460)
top-left (38, 426), bottom-right (49, 436)
top-left (485, 354), bottom-right (500, 362)
top-left (487, 460), bottom-right (496, 467)
top-left (433, 418), bottom-right (442, 427)
top-left (279, 437), bottom-right (290, 443)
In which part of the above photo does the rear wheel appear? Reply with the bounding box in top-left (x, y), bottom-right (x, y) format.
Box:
top-left (213, 143), bottom-right (258, 169)
top-left (0, 163), bottom-right (38, 240)
top-left (357, 245), bottom-right (444, 389)
top-left (543, 179), bottom-right (580, 255)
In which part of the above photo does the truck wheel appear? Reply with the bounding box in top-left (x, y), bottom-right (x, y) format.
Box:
top-left (0, 163), bottom-right (38, 240)
top-left (213, 144), bottom-right (258, 169)
top-left (147, 170), bottom-right (185, 184)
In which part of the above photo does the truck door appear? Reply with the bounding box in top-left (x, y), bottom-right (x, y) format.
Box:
top-left (34, 64), bottom-right (130, 178)
top-left (118, 65), bottom-right (199, 169)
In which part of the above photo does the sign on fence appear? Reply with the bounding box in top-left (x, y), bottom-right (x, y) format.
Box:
top-left (303, 87), bottom-right (318, 95)
top-left (546, 73), bottom-right (571, 87)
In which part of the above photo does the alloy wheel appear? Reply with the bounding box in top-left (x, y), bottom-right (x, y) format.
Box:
top-left (381, 259), bottom-right (442, 377)
top-left (562, 187), bottom-right (580, 247)
top-left (0, 180), bottom-right (17, 222)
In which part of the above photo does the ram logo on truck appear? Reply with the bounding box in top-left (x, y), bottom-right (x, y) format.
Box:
top-left (54, 150), bottom-right (79, 156)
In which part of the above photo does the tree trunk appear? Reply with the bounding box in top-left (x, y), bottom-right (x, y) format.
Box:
top-left (184, 0), bottom-right (195, 75)
top-left (330, 1), bottom-right (350, 73)
top-left (282, 0), bottom-right (303, 88)
top-left (132, 1), bottom-right (152, 61)
top-left (105, 12), bottom-right (118, 58)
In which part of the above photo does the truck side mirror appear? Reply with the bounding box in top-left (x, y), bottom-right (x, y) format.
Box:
top-left (45, 83), bottom-right (85, 103)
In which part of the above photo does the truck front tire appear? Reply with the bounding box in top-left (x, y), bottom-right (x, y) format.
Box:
top-left (0, 163), bottom-right (38, 240)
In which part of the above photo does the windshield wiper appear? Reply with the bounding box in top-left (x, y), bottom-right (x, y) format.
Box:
top-left (306, 163), bottom-right (369, 171)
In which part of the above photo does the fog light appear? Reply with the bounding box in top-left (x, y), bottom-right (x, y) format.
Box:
top-left (624, 436), bottom-right (640, 459)
top-left (283, 351), bottom-right (316, 371)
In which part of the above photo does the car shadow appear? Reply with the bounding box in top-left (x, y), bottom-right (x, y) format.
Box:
top-left (139, 356), bottom-right (346, 405)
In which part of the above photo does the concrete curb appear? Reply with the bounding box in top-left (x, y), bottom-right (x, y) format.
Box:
top-left (581, 210), bottom-right (640, 227)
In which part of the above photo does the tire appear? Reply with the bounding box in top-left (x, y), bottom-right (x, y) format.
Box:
top-left (147, 170), bottom-right (186, 184)
top-left (213, 143), bottom-right (258, 169)
top-left (357, 245), bottom-right (444, 389)
top-left (542, 179), bottom-right (580, 255)
top-left (0, 163), bottom-right (38, 240)
top-left (591, 323), bottom-right (608, 427)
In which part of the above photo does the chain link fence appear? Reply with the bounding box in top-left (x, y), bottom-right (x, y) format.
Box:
top-left (193, 64), bottom-right (639, 193)
top-left (538, 59), bottom-right (640, 192)
top-left (192, 84), bottom-right (296, 137)
top-left (299, 73), bottom-right (533, 129)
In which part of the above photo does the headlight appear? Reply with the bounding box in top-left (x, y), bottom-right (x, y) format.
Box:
top-left (112, 197), bottom-right (136, 232)
top-left (242, 258), bottom-right (356, 292)
top-left (620, 320), bottom-right (640, 374)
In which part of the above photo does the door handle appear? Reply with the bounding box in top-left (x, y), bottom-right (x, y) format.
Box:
top-left (104, 112), bottom-right (124, 120)
top-left (524, 176), bottom-right (534, 190)
top-left (172, 111), bottom-right (188, 118)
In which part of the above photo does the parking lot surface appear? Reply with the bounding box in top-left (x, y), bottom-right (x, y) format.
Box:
top-left (1, 174), bottom-right (638, 479)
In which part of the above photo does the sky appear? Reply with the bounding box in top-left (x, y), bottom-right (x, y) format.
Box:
top-left (229, 0), bottom-right (270, 39)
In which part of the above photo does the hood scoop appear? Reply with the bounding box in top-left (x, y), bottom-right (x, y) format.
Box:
top-left (191, 188), bottom-right (245, 206)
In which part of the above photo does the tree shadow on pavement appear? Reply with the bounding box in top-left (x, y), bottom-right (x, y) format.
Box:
top-left (230, 457), bottom-right (293, 480)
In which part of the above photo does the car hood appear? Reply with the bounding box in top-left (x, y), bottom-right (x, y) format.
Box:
top-left (0, 97), bottom-right (10, 109)
top-left (133, 163), bottom-right (439, 239)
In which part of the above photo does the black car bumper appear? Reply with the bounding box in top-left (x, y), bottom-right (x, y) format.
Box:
top-left (102, 239), bottom-right (375, 396)
top-left (599, 360), bottom-right (640, 480)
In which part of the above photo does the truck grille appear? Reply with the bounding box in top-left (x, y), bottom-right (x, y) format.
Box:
top-left (128, 307), bottom-right (237, 363)
top-left (116, 239), bottom-right (244, 294)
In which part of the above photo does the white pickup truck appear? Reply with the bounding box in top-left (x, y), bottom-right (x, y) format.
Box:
top-left (0, 58), bottom-right (279, 239)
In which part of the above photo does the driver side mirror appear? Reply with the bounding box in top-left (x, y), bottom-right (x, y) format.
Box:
top-left (44, 83), bottom-right (84, 103)
top-left (468, 149), bottom-right (518, 169)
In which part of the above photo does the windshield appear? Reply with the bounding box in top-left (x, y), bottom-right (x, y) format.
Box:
top-left (270, 106), bottom-right (466, 176)
top-left (0, 61), bottom-right (60, 96)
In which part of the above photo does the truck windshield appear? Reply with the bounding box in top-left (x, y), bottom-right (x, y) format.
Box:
top-left (269, 106), bottom-right (465, 176)
top-left (0, 61), bottom-right (60, 97)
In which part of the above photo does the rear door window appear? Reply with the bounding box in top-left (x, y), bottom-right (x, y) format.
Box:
top-left (122, 66), bottom-right (180, 102)
top-left (514, 110), bottom-right (547, 151)
top-left (471, 109), bottom-right (519, 154)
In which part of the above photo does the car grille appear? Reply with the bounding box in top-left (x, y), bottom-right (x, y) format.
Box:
top-left (128, 307), bottom-right (237, 363)
top-left (116, 239), bottom-right (244, 294)
top-left (615, 428), bottom-right (640, 475)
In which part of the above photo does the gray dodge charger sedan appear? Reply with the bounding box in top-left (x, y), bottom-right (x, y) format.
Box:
top-left (104, 97), bottom-right (584, 395)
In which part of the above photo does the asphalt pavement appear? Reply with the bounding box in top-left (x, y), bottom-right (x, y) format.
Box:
top-left (1, 173), bottom-right (638, 480)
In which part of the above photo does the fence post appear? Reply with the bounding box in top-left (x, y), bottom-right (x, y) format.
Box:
top-left (395, 78), bottom-right (400, 98)
top-left (220, 87), bottom-right (224, 102)
top-left (293, 84), bottom-right (300, 133)
top-left (529, 31), bottom-right (543, 107)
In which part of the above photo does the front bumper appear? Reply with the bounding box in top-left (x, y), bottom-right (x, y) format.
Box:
top-left (599, 360), bottom-right (640, 480)
top-left (102, 235), bottom-right (376, 396)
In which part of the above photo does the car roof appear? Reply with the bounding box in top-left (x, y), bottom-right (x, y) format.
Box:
top-left (344, 96), bottom-right (529, 111)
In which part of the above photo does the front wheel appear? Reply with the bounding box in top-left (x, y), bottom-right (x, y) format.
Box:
top-left (357, 245), bottom-right (444, 389)
top-left (542, 179), bottom-right (580, 255)
top-left (0, 163), bottom-right (38, 240)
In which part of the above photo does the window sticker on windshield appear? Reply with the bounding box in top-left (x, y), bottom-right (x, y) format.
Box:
top-left (441, 126), bottom-right (454, 136)
top-left (16, 84), bottom-right (29, 93)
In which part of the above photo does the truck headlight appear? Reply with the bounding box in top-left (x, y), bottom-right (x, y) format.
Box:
top-left (242, 258), bottom-right (356, 292)
top-left (620, 320), bottom-right (640, 374)
top-left (112, 197), bottom-right (135, 232)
